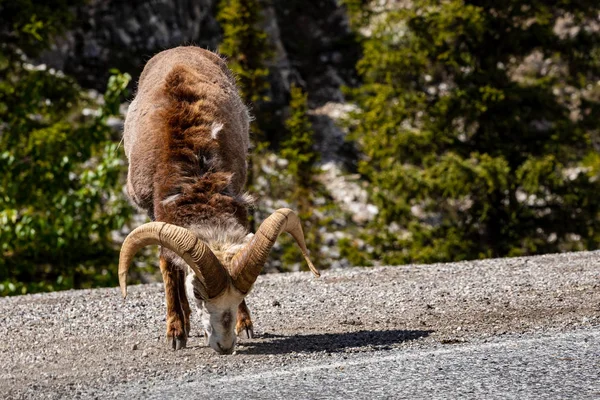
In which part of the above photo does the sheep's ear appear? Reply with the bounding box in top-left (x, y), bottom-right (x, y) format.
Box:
top-left (119, 222), bottom-right (229, 299)
top-left (228, 208), bottom-right (319, 294)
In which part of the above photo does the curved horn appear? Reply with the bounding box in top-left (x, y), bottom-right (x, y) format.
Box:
top-left (230, 208), bottom-right (320, 293)
top-left (119, 222), bottom-right (228, 299)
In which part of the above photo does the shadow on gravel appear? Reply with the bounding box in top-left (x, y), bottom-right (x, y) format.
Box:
top-left (237, 329), bottom-right (433, 355)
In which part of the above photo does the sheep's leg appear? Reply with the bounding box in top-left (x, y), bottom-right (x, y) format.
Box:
top-left (177, 267), bottom-right (192, 337)
top-left (159, 256), bottom-right (187, 350)
top-left (235, 299), bottom-right (254, 339)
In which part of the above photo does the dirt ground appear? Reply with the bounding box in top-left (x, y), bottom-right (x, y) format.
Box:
top-left (1, 251), bottom-right (599, 398)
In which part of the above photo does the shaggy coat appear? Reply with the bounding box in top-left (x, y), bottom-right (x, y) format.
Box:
top-left (123, 47), bottom-right (253, 350)
top-left (124, 46), bottom-right (250, 225)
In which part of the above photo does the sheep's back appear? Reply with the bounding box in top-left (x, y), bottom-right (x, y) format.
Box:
top-left (123, 47), bottom-right (250, 218)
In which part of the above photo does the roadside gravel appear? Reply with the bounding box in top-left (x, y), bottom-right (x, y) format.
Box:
top-left (1, 251), bottom-right (599, 398)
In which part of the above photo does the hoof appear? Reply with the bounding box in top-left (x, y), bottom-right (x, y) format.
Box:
top-left (236, 321), bottom-right (254, 339)
top-left (168, 334), bottom-right (187, 350)
top-left (236, 301), bottom-right (254, 339)
top-left (240, 326), bottom-right (254, 339)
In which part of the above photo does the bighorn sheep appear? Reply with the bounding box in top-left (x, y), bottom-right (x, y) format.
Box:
top-left (119, 46), bottom-right (319, 354)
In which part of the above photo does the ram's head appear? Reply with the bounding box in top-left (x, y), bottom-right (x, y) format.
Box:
top-left (119, 208), bottom-right (319, 354)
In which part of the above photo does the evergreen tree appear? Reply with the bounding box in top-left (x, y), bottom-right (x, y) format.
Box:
top-left (217, 0), bottom-right (274, 230)
top-left (281, 85), bottom-right (320, 193)
top-left (280, 84), bottom-right (323, 269)
top-left (346, 1), bottom-right (600, 264)
top-left (0, 0), bottom-right (132, 295)
top-left (217, 0), bottom-right (272, 129)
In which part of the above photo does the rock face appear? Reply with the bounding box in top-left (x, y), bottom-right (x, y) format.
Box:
top-left (40, 0), bottom-right (360, 108)
top-left (269, 0), bottom-right (361, 107)
top-left (40, 0), bottom-right (221, 89)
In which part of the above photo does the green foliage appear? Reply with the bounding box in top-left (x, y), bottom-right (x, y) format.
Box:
top-left (281, 85), bottom-right (320, 179)
top-left (346, 0), bottom-right (600, 264)
top-left (280, 85), bottom-right (324, 270)
top-left (217, 0), bottom-right (275, 231)
top-left (217, 0), bottom-right (272, 107)
top-left (0, 0), bottom-right (133, 295)
top-left (338, 237), bottom-right (372, 267)
top-left (0, 0), bottom-right (84, 57)
top-left (341, 0), bottom-right (374, 30)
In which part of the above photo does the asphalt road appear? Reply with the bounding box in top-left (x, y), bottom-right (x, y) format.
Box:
top-left (117, 328), bottom-right (600, 399)
top-left (1, 251), bottom-right (599, 399)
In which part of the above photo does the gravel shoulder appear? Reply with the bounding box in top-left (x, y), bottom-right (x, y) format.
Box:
top-left (1, 251), bottom-right (599, 398)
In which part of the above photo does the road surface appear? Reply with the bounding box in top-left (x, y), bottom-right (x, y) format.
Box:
top-left (1, 251), bottom-right (599, 398)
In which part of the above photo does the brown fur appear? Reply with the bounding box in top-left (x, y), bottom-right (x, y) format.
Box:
top-left (159, 257), bottom-right (190, 349)
top-left (123, 47), bottom-right (252, 348)
top-left (124, 47), bottom-right (250, 221)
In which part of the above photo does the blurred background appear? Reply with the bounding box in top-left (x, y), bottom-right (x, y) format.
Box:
top-left (1, 0), bottom-right (599, 296)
